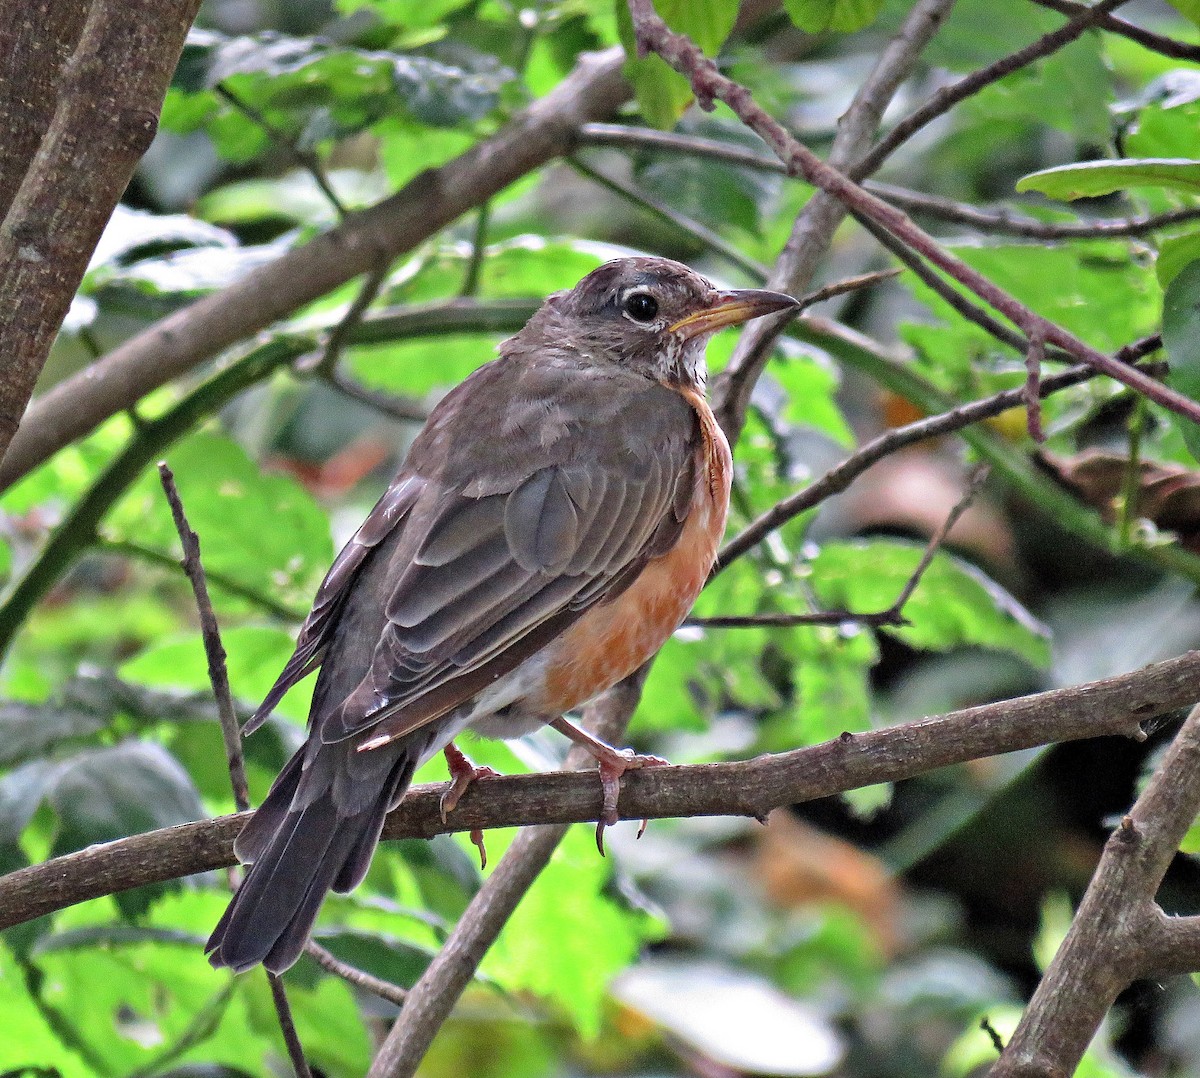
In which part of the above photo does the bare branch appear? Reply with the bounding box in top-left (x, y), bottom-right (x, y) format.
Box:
top-left (715, 358), bottom-right (1135, 570)
top-left (305, 942), bottom-right (408, 1007)
top-left (579, 125), bottom-right (1200, 241)
top-left (1024, 328), bottom-right (1047, 443)
top-left (157, 462), bottom-right (251, 813)
top-left (994, 701), bottom-right (1200, 1076)
top-left (1030, 0), bottom-right (1200, 61)
top-left (215, 82), bottom-right (347, 219)
top-left (711, 0), bottom-right (956, 441)
top-left (8, 649), bottom-right (1200, 933)
top-left (856, 0), bottom-right (1129, 176)
top-left (266, 972), bottom-right (313, 1078)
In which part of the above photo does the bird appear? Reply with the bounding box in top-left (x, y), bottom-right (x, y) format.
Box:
top-left (205, 255), bottom-right (799, 974)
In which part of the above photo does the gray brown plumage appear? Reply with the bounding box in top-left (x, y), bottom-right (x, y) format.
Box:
top-left (206, 257), bottom-right (797, 973)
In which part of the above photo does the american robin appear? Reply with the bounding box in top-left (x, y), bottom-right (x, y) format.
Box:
top-left (206, 256), bottom-right (798, 974)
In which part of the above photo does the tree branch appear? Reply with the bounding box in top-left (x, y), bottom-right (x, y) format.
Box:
top-left (712, 0), bottom-right (956, 442)
top-left (1029, 0), bottom-right (1200, 61)
top-left (0, 0), bottom-right (88, 219)
top-left (8, 649), bottom-right (1200, 934)
top-left (0, 0), bottom-right (201, 468)
top-left (0, 46), bottom-right (630, 492)
top-left (993, 700), bottom-right (1200, 1076)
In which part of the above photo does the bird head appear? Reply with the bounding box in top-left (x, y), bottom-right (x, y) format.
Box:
top-left (528, 256), bottom-right (799, 388)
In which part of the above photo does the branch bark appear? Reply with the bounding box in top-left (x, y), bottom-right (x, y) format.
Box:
top-left (4, 649), bottom-right (1198, 934)
top-left (993, 700), bottom-right (1200, 1076)
top-left (0, 46), bottom-right (630, 492)
top-left (711, 0), bottom-right (955, 441)
top-left (0, 0), bottom-right (88, 219)
top-left (0, 0), bottom-right (201, 468)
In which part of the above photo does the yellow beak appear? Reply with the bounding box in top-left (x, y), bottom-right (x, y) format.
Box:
top-left (667, 288), bottom-right (799, 339)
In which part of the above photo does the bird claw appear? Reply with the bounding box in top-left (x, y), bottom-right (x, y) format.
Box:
top-left (440, 743), bottom-right (499, 869)
top-left (593, 749), bottom-right (669, 856)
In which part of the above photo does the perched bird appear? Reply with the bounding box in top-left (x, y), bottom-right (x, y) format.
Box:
top-left (206, 256), bottom-right (798, 973)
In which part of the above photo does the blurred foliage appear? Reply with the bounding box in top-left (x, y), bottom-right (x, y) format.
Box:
top-left (5, 0), bottom-right (1200, 1075)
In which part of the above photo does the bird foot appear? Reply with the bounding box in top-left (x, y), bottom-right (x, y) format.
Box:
top-left (593, 747), bottom-right (669, 855)
top-left (548, 716), bottom-right (667, 855)
top-left (440, 742), bottom-right (499, 869)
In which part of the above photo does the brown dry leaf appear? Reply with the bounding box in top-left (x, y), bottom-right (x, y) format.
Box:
top-left (755, 810), bottom-right (901, 957)
top-left (1042, 449), bottom-right (1200, 551)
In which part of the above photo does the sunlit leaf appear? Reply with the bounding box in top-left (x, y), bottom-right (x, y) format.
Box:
top-left (1017, 158), bottom-right (1200, 200)
top-left (784, 0), bottom-right (885, 33)
top-left (1162, 257), bottom-right (1200, 460)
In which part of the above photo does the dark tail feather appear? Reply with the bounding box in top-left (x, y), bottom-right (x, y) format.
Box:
top-left (206, 748), bottom-right (414, 974)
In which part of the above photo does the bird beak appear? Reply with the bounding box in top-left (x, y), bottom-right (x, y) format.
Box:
top-left (667, 288), bottom-right (800, 339)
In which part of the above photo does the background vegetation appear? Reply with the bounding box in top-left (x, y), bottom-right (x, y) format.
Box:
top-left (4, 0), bottom-right (1200, 1075)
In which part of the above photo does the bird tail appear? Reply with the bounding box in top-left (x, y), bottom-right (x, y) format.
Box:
top-left (205, 743), bottom-right (415, 974)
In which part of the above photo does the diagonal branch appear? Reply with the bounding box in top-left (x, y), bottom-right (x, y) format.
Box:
top-left (629, 0), bottom-right (1200, 430)
top-left (0, 46), bottom-right (630, 492)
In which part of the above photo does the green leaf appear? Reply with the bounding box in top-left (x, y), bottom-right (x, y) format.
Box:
top-left (1017, 158), bottom-right (1200, 200)
top-left (106, 431), bottom-right (333, 616)
top-left (1162, 257), bottom-right (1200, 460)
top-left (335, 0), bottom-right (474, 28)
top-left (1167, 0), bottom-right (1200, 27)
top-left (784, 0), bottom-right (885, 33)
top-left (1156, 229), bottom-right (1200, 288)
top-left (483, 824), bottom-right (663, 1036)
top-left (616, 0), bottom-right (740, 130)
top-left (0, 941), bottom-right (92, 1078)
top-left (47, 742), bottom-right (204, 856)
top-left (809, 541), bottom-right (1052, 666)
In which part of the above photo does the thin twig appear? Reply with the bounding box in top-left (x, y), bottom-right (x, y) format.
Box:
top-left (305, 941), bottom-right (408, 1007)
top-left (156, 462), bottom-right (313, 1078)
top-left (688, 609), bottom-right (906, 628)
top-left (1030, 0), bottom-right (1200, 61)
top-left (856, 0), bottom-right (1130, 176)
top-left (301, 263), bottom-right (391, 379)
top-left (323, 371), bottom-right (428, 422)
top-left (856, 213), bottom-right (1035, 357)
top-left (267, 971), bottom-right (314, 1078)
top-left (715, 361), bottom-right (1137, 570)
top-left (157, 462), bottom-right (250, 812)
top-left (98, 537), bottom-right (306, 620)
top-left (459, 202), bottom-right (491, 298)
top-left (628, 0), bottom-right (1200, 426)
top-left (1024, 327), bottom-right (1047, 443)
top-left (796, 267), bottom-right (901, 310)
top-left (215, 83), bottom-right (347, 219)
top-left (711, 0), bottom-right (957, 442)
top-left (579, 125), bottom-right (1200, 241)
top-left (567, 154), bottom-right (769, 280)
top-left (889, 464), bottom-right (989, 613)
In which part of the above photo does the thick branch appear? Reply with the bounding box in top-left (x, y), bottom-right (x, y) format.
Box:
top-left (0, 0), bottom-right (201, 467)
top-left (0, 0), bottom-right (88, 219)
top-left (4, 649), bottom-right (1198, 933)
top-left (993, 700), bottom-right (1200, 1076)
top-left (0, 47), bottom-right (629, 492)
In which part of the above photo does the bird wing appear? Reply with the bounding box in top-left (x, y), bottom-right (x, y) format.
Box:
top-left (252, 355), bottom-right (701, 748)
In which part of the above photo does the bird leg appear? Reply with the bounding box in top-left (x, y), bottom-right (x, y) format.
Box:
top-left (549, 717), bottom-right (668, 854)
top-left (440, 741), bottom-right (498, 869)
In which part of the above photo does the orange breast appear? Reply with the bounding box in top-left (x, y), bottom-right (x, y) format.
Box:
top-left (536, 389), bottom-right (731, 713)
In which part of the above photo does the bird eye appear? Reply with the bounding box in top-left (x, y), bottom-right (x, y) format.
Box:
top-left (623, 291), bottom-right (659, 323)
